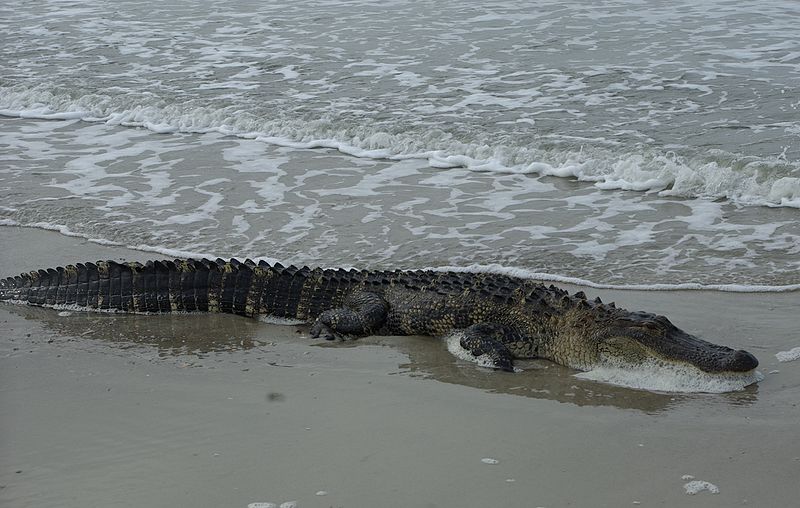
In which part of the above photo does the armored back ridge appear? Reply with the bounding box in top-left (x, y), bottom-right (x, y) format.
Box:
top-left (1, 258), bottom-right (759, 382)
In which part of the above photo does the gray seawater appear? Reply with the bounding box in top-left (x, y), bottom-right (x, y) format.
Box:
top-left (1, 0), bottom-right (799, 287)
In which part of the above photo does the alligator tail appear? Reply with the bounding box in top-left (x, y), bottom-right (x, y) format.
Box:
top-left (0, 258), bottom-right (361, 321)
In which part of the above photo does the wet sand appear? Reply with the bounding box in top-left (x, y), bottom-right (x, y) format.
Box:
top-left (1, 226), bottom-right (798, 507)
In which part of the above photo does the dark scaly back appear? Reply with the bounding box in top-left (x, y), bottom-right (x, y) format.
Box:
top-left (0, 258), bottom-right (366, 321)
top-left (1, 261), bottom-right (561, 320)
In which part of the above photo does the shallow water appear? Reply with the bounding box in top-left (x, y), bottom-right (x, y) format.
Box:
top-left (2, 0), bottom-right (799, 205)
top-left (1, 0), bottom-right (799, 287)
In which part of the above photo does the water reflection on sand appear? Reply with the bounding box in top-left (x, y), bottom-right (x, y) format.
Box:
top-left (6, 305), bottom-right (758, 413)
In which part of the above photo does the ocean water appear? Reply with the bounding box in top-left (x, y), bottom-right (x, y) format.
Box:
top-left (1, 0), bottom-right (799, 288)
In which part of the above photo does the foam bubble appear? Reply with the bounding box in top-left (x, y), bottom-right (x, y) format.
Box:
top-left (775, 347), bottom-right (800, 362)
top-left (683, 480), bottom-right (720, 495)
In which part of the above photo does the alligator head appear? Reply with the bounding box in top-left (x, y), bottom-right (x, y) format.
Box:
top-left (550, 307), bottom-right (758, 377)
top-left (592, 312), bottom-right (758, 374)
top-left (552, 309), bottom-right (760, 392)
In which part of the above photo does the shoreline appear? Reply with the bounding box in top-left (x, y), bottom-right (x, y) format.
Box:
top-left (3, 223), bottom-right (797, 293)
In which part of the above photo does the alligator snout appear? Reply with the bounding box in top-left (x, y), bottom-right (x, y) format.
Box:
top-left (724, 349), bottom-right (759, 372)
top-left (693, 347), bottom-right (759, 373)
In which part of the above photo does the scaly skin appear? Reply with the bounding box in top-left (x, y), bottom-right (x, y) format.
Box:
top-left (0, 258), bottom-right (759, 374)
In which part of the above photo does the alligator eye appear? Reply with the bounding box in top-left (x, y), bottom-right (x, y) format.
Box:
top-left (655, 315), bottom-right (672, 324)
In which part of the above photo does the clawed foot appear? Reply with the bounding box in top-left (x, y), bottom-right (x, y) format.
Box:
top-left (464, 343), bottom-right (514, 372)
top-left (488, 355), bottom-right (514, 373)
top-left (309, 314), bottom-right (356, 341)
top-left (310, 319), bottom-right (338, 340)
top-left (460, 323), bottom-right (516, 372)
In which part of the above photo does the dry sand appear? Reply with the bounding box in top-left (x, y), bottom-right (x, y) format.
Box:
top-left (1, 226), bottom-right (798, 507)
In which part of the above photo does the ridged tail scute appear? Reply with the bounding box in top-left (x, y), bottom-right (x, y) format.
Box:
top-left (0, 258), bottom-right (324, 320)
top-left (0, 259), bottom-right (354, 318)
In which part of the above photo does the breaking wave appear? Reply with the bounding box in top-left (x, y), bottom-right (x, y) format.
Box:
top-left (2, 85), bottom-right (799, 209)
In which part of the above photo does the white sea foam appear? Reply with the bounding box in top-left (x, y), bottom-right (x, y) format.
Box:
top-left (1, 87), bottom-right (798, 209)
top-left (3, 0), bottom-right (800, 206)
top-left (259, 316), bottom-right (305, 326)
top-left (428, 263), bottom-right (800, 293)
top-left (3, 218), bottom-right (797, 294)
top-left (775, 347), bottom-right (800, 362)
top-left (683, 480), bottom-right (720, 495)
top-left (0, 221), bottom-right (215, 261)
top-left (2, 0), bottom-right (799, 290)
top-left (1, 300), bottom-right (126, 314)
top-left (575, 362), bottom-right (763, 394)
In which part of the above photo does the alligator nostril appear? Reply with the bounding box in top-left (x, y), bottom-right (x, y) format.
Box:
top-left (729, 350), bottom-right (759, 372)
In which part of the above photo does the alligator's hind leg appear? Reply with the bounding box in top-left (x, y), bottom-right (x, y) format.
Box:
top-left (310, 291), bottom-right (388, 340)
top-left (459, 323), bottom-right (519, 372)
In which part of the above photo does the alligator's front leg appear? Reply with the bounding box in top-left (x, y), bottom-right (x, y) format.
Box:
top-left (459, 323), bottom-right (523, 372)
top-left (310, 291), bottom-right (388, 340)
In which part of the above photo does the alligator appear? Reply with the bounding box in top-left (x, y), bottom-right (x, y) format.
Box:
top-left (0, 258), bottom-right (759, 375)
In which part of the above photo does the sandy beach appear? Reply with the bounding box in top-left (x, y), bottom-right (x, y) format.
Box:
top-left (1, 225), bottom-right (798, 508)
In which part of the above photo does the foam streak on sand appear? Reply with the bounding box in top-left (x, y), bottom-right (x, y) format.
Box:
top-left (429, 264), bottom-right (800, 293)
top-left (575, 365), bottom-right (763, 394)
top-left (683, 480), bottom-right (720, 495)
top-left (775, 347), bottom-right (800, 362)
top-left (0, 220), bottom-right (217, 262)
